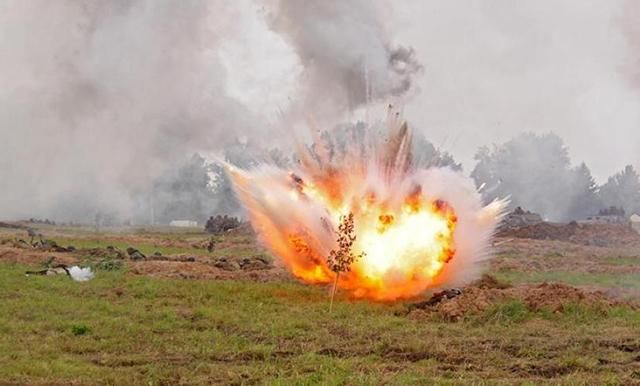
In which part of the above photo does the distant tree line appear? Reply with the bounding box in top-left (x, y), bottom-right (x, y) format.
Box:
top-left (472, 133), bottom-right (640, 221)
top-left (135, 127), bottom-right (640, 225)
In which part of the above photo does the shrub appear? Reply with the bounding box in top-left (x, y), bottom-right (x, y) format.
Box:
top-left (71, 324), bottom-right (89, 336)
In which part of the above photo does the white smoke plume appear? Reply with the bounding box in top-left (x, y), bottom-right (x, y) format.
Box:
top-left (69, 266), bottom-right (95, 282)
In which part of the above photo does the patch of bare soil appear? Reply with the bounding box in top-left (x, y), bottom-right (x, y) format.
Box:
top-left (128, 260), bottom-right (290, 282)
top-left (492, 237), bottom-right (640, 275)
top-left (521, 282), bottom-right (615, 312)
top-left (409, 281), bottom-right (629, 321)
top-left (0, 221), bottom-right (28, 230)
top-left (0, 247), bottom-right (78, 266)
top-left (498, 221), bottom-right (579, 241)
top-left (1, 229), bottom-right (284, 282)
top-left (430, 286), bottom-right (501, 321)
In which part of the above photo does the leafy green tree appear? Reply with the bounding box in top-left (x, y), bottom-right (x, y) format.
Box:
top-left (566, 162), bottom-right (602, 220)
top-left (151, 154), bottom-right (216, 224)
top-left (599, 165), bottom-right (640, 216)
top-left (310, 121), bottom-right (461, 171)
top-left (412, 133), bottom-right (462, 171)
top-left (471, 133), bottom-right (599, 221)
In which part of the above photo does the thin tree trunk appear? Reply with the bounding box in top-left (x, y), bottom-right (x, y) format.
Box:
top-left (329, 272), bottom-right (339, 313)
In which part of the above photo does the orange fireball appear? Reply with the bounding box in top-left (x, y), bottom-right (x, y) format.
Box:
top-left (227, 109), bottom-right (506, 300)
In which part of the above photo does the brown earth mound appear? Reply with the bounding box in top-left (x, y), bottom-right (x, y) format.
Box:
top-left (497, 221), bottom-right (578, 241)
top-left (571, 224), bottom-right (640, 246)
top-left (0, 222), bottom-right (28, 230)
top-left (128, 260), bottom-right (288, 282)
top-left (497, 222), bottom-right (640, 247)
top-left (0, 238), bottom-right (32, 249)
top-left (0, 247), bottom-right (78, 266)
top-left (432, 286), bottom-right (501, 321)
top-left (80, 247), bottom-right (125, 259)
top-left (409, 281), bottom-right (624, 321)
top-left (522, 282), bottom-right (614, 312)
top-left (471, 273), bottom-right (512, 289)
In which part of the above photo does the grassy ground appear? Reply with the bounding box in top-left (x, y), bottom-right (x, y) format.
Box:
top-left (54, 236), bottom-right (258, 259)
top-left (1, 261), bottom-right (639, 385)
top-left (495, 270), bottom-right (640, 292)
top-left (47, 232), bottom-right (258, 259)
top-left (2, 226), bottom-right (640, 384)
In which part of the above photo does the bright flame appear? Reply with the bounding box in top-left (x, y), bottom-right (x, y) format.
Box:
top-left (227, 108), bottom-right (506, 300)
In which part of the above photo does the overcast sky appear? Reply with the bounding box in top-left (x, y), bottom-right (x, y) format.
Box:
top-left (223, 0), bottom-right (640, 182)
top-left (0, 0), bottom-right (639, 219)
top-left (389, 0), bottom-right (640, 182)
top-left (232, 0), bottom-right (640, 182)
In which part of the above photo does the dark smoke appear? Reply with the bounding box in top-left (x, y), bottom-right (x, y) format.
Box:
top-left (265, 0), bottom-right (422, 118)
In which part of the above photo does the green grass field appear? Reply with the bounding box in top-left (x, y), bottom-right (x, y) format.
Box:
top-left (1, 261), bottom-right (639, 385)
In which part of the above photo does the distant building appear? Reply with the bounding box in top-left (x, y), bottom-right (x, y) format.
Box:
top-left (169, 220), bottom-right (198, 228)
top-left (631, 214), bottom-right (640, 232)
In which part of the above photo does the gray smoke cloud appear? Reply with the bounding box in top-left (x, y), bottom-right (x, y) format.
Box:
top-left (0, 0), bottom-right (259, 222)
top-left (265, 0), bottom-right (422, 120)
top-left (1, 0), bottom-right (640, 223)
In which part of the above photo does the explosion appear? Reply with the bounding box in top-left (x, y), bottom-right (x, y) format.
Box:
top-left (227, 109), bottom-right (506, 300)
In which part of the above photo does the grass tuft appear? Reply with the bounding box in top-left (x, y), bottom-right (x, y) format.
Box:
top-left (477, 299), bottom-right (531, 324)
top-left (71, 324), bottom-right (89, 336)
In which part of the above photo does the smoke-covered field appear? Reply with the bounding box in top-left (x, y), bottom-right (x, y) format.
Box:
top-left (1, 222), bottom-right (639, 384)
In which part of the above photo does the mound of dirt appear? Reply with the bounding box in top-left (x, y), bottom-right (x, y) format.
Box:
top-left (497, 221), bottom-right (578, 241)
top-left (433, 287), bottom-right (501, 321)
top-left (522, 282), bottom-right (613, 312)
top-left (409, 281), bottom-right (623, 321)
top-left (212, 255), bottom-right (273, 271)
top-left (0, 238), bottom-right (32, 249)
top-left (0, 222), bottom-right (28, 230)
top-left (0, 247), bottom-right (78, 266)
top-left (128, 260), bottom-right (287, 282)
top-left (129, 261), bottom-right (231, 280)
top-left (80, 246), bottom-right (125, 259)
top-left (471, 274), bottom-right (512, 289)
top-left (32, 239), bottom-right (71, 252)
top-left (497, 222), bottom-right (640, 247)
top-left (570, 224), bottom-right (640, 247)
